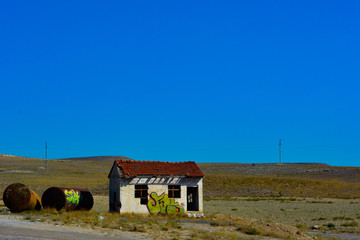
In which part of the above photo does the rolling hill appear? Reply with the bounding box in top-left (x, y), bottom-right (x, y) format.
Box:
top-left (2, 153), bottom-right (360, 198)
top-left (54, 155), bottom-right (134, 161)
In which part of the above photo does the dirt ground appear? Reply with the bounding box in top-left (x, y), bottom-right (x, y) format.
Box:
top-left (93, 195), bottom-right (109, 212)
top-left (0, 214), bottom-right (150, 240)
top-left (94, 195), bottom-right (360, 236)
top-left (204, 198), bottom-right (360, 235)
top-left (4, 196), bottom-right (360, 239)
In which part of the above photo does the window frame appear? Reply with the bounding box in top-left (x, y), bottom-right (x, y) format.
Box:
top-left (168, 185), bottom-right (181, 198)
top-left (135, 185), bottom-right (148, 205)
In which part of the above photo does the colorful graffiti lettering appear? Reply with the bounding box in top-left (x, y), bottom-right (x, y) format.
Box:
top-left (147, 192), bottom-right (184, 215)
top-left (64, 189), bottom-right (80, 207)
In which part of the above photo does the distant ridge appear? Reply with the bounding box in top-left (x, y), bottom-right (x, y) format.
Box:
top-left (54, 156), bottom-right (134, 162)
top-left (284, 162), bottom-right (329, 166)
top-left (0, 154), bottom-right (41, 160)
top-left (0, 154), bottom-right (16, 158)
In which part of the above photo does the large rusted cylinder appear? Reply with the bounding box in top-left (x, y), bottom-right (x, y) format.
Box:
top-left (3, 183), bottom-right (42, 212)
top-left (41, 187), bottom-right (93, 211)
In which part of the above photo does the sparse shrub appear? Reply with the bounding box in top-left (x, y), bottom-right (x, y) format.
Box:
top-left (166, 220), bottom-right (182, 229)
top-left (209, 214), bottom-right (217, 219)
top-left (108, 224), bottom-right (120, 229)
top-left (101, 222), bottom-right (109, 228)
top-left (210, 221), bottom-right (220, 226)
top-left (190, 233), bottom-right (198, 238)
top-left (295, 224), bottom-right (307, 230)
top-left (341, 221), bottom-right (358, 227)
top-left (326, 223), bottom-right (335, 228)
top-left (237, 226), bottom-right (261, 235)
top-left (245, 227), bottom-right (261, 235)
top-left (129, 225), bottom-right (146, 232)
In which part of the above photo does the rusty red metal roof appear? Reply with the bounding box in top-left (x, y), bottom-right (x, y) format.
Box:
top-left (114, 159), bottom-right (204, 178)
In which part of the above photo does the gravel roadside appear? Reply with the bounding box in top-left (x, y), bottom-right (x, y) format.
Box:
top-left (0, 215), bottom-right (150, 240)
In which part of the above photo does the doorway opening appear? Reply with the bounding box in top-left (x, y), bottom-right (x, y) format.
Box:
top-left (187, 187), bottom-right (199, 211)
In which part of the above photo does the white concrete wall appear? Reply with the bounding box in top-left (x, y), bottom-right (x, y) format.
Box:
top-left (198, 178), bottom-right (204, 213)
top-left (119, 180), bottom-right (148, 214)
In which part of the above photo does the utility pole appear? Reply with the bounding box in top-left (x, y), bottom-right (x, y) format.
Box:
top-left (45, 142), bottom-right (48, 170)
top-left (279, 139), bottom-right (282, 164)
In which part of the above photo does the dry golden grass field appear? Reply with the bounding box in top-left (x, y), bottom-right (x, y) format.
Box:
top-left (2, 154), bottom-right (360, 239)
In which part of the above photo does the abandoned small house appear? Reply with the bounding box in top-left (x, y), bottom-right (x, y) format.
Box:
top-left (108, 159), bottom-right (204, 215)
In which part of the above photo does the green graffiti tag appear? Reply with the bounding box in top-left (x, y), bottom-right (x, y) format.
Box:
top-left (147, 192), bottom-right (184, 215)
top-left (64, 189), bottom-right (80, 207)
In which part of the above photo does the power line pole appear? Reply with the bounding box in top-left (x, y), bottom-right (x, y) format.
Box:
top-left (279, 139), bottom-right (282, 164)
top-left (45, 142), bottom-right (48, 170)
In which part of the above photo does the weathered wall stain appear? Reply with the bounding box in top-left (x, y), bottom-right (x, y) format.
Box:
top-left (147, 192), bottom-right (184, 215)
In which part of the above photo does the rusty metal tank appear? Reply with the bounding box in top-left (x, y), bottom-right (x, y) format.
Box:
top-left (41, 187), bottom-right (93, 211)
top-left (3, 183), bottom-right (42, 212)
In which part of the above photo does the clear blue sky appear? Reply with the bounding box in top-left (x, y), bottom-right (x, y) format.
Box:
top-left (1, 1), bottom-right (359, 166)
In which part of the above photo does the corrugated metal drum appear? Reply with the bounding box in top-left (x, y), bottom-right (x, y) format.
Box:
top-left (3, 183), bottom-right (42, 212)
top-left (41, 187), bottom-right (93, 211)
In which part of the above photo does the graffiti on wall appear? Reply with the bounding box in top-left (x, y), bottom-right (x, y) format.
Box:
top-left (64, 189), bottom-right (80, 207)
top-left (147, 192), bottom-right (184, 215)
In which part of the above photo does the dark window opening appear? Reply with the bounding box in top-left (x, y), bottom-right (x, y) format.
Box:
top-left (168, 185), bottom-right (181, 198)
top-left (135, 185), bottom-right (148, 205)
